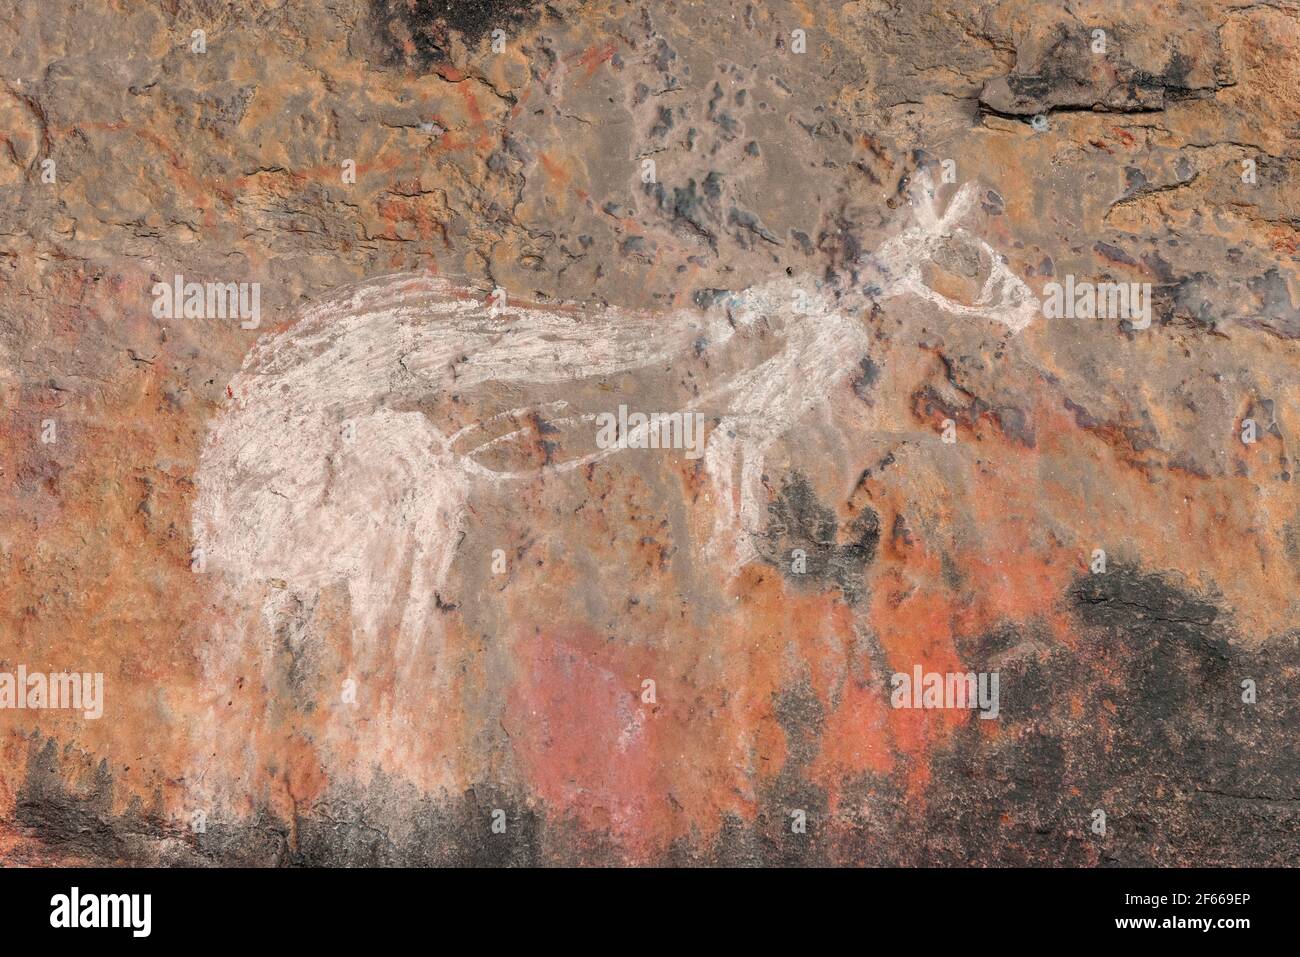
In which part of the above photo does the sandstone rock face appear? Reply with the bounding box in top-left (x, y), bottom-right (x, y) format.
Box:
top-left (1, 0), bottom-right (1297, 866)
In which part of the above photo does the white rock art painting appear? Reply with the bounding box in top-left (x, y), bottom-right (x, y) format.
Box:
top-left (191, 174), bottom-right (1036, 673)
top-left (864, 171), bottom-right (1041, 333)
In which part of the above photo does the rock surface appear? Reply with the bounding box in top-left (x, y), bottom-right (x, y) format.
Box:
top-left (1, 0), bottom-right (1297, 865)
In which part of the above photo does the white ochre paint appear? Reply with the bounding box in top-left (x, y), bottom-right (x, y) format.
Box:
top-left (192, 175), bottom-right (1033, 669)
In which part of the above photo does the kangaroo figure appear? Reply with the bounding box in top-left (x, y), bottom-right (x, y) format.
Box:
top-left (192, 172), bottom-right (1037, 665)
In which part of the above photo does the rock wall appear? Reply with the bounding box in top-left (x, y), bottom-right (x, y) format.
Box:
top-left (1, 0), bottom-right (1297, 865)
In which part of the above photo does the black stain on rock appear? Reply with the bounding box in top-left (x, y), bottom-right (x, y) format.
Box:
top-left (992, 405), bottom-right (1036, 448)
top-left (662, 178), bottom-right (719, 249)
top-left (1123, 166), bottom-right (1148, 197)
top-left (852, 356), bottom-right (881, 403)
top-left (759, 472), bottom-right (880, 601)
top-left (367, 0), bottom-right (549, 70)
top-left (877, 567), bottom-right (1300, 866)
top-left (1245, 268), bottom-right (1300, 339)
top-left (15, 742), bottom-right (557, 865)
top-left (751, 679), bottom-right (831, 866)
top-left (16, 739), bottom-right (131, 862)
top-left (1094, 241), bottom-right (1137, 266)
top-left (981, 27), bottom-right (1221, 119)
top-left (285, 782), bottom-right (547, 866)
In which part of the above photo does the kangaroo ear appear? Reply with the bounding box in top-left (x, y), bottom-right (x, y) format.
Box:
top-left (907, 167), bottom-right (938, 202)
top-left (910, 167), bottom-right (936, 190)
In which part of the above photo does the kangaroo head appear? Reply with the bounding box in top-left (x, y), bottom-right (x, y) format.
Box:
top-left (859, 170), bottom-right (1040, 333)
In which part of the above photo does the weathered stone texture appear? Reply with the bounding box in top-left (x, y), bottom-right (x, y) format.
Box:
top-left (1, 0), bottom-right (1297, 865)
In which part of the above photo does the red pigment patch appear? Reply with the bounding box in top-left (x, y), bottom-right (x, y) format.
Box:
top-left (504, 630), bottom-right (664, 858)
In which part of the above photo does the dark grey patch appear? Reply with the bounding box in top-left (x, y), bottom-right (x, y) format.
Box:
top-left (1166, 271), bottom-right (1221, 330)
top-left (852, 356), bottom-right (881, 403)
top-left (993, 405), bottom-right (1036, 447)
top-left (756, 678), bottom-right (831, 865)
top-left (365, 0), bottom-right (548, 71)
top-left (663, 178), bottom-right (719, 249)
top-left (1072, 566), bottom-right (1228, 721)
top-left (692, 287), bottom-right (730, 309)
top-left (1094, 241), bottom-right (1137, 266)
top-left (288, 782), bottom-right (546, 866)
top-left (650, 37), bottom-right (676, 74)
top-left (1063, 397), bottom-right (1098, 429)
top-left (1284, 522), bottom-right (1300, 568)
top-left (980, 28), bottom-right (1222, 118)
top-left (701, 170), bottom-right (723, 202)
top-left (758, 472), bottom-right (880, 601)
top-left (706, 81), bottom-right (740, 136)
top-left (853, 567), bottom-right (1300, 865)
top-left (1244, 268), bottom-right (1300, 339)
top-left (649, 105), bottom-right (674, 139)
top-left (1245, 397), bottom-right (1282, 439)
top-left (728, 206), bottom-right (780, 246)
top-left (1124, 167), bottom-right (1148, 197)
top-left (1143, 252), bottom-right (1176, 283)
top-left (197, 86), bottom-right (257, 133)
top-left (267, 590), bottom-right (319, 712)
top-left (16, 739), bottom-right (131, 862)
top-left (619, 234), bottom-right (650, 258)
